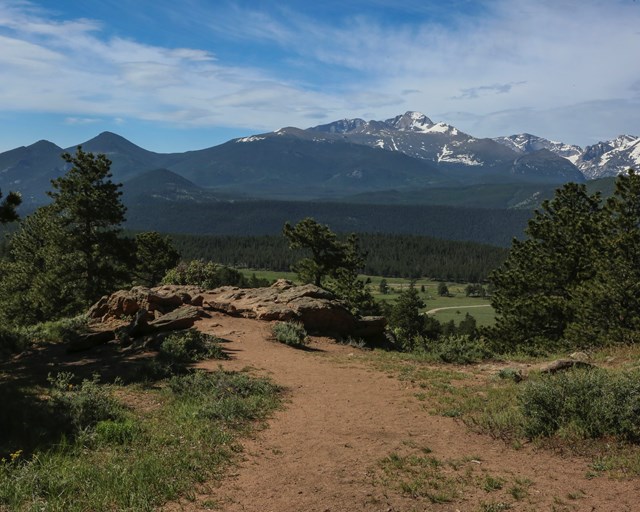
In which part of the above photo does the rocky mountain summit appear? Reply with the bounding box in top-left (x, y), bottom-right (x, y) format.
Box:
top-left (306, 111), bottom-right (584, 184)
top-left (494, 132), bottom-right (640, 179)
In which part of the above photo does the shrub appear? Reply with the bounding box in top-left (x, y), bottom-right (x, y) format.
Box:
top-left (519, 368), bottom-right (640, 442)
top-left (48, 373), bottom-right (124, 435)
top-left (159, 329), bottom-right (227, 364)
top-left (168, 370), bottom-right (281, 426)
top-left (162, 260), bottom-right (254, 289)
top-left (271, 321), bottom-right (308, 347)
top-left (21, 315), bottom-right (89, 344)
top-left (429, 335), bottom-right (494, 364)
top-left (0, 327), bottom-right (29, 357)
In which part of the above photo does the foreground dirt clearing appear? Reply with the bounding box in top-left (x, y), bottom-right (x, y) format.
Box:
top-left (169, 312), bottom-right (639, 511)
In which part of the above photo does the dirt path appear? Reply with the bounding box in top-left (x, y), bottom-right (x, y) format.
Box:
top-left (169, 312), bottom-right (640, 511)
top-left (424, 304), bottom-right (492, 315)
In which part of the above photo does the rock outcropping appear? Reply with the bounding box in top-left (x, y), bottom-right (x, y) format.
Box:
top-left (75, 280), bottom-right (386, 352)
top-left (205, 279), bottom-right (385, 337)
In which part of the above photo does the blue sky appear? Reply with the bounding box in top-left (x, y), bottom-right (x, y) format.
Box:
top-left (0, 0), bottom-right (639, 153)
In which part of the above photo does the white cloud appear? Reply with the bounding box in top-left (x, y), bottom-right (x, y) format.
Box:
top-left (0, 0), bottom-right (639, 145)
top-left (64, 117), bottom-right (102, 125)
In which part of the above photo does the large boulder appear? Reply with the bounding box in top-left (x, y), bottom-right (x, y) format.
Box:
top-left (88, 285), bottom-right (204, 322)
top-left (203, 280), bottom-right (382, 337)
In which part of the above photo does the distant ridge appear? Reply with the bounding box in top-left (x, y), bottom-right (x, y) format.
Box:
top-left (1, 111), bottom-right (636, 207)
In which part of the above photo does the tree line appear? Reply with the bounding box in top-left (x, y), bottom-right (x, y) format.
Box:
top-left (124, 196), bottom-right (531, 247)
top-left (166, 232), bottom-right (507, 282)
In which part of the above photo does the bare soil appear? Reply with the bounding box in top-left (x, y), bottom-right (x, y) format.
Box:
top-left (167, 312), bottom-right (640, 512)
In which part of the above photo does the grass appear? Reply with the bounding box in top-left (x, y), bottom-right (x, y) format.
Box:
top-left (0, 323), bottom-right (281, 511)
top-left (0, 369), bottom-right (280, 511)
top-left (377, 450), bottom-right (466, 503)
top-left (374, 444), bottom-right (526, 509)
top-left (358, 346), bottom-right (640, 477)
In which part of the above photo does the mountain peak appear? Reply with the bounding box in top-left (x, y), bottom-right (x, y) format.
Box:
top-left (385, 111), bottom-right (434, 132)
top-left (307, 118), bottom-right (367, 134)
top-left (29, 139), bottom-right (63, 152)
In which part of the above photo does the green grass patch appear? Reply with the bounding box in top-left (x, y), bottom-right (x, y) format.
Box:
top-left (377, 451), bottom-right (465, 503)
top-left (0, 369), bottom-right (281, 511)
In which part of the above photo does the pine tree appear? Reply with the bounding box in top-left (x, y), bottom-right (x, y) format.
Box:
top-left (283, 218), bottom-right (377, 314)
top-left (0, 207), bottom-right (83, 324)
top-left (0, 189), bottom-right (21, 224)
top-left (390, 285), bottom-right (425, 351)
top-left (568, 169), bottom-right (640, 345)
top-left (133, 232), bottom-right (181, 287)
top-left (48, 147), bottom-right (131, 304)
top-left (489, 183), bottom-right (602, 350)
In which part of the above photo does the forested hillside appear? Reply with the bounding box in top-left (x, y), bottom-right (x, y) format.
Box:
top-left (125, 199), bottom-right (531, 247)
top-left (168, 232), bottom-right (507, 282)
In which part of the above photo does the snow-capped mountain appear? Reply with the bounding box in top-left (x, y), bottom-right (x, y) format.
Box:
top-left (308, 112), bottom-right (584, 184)
top-left (493, 134), bottom-right (583, 165)
top-left (494, 133), bottom-right (640, 179)
top-left (577, 135), bottom-right (640, 179)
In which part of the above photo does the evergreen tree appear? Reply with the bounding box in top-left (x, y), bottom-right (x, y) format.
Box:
top-left (457, 313), bottom-right (478, 339)
top-left (0, 207), bottom-right (83, 324)
top-left (133, 232), bottom-right (181, 287)
top-left (379, 279), bottom-right (389, 294)
top-left (283, 218), bottom-right (377, 314)
top-left (0, 189), bottom-right (21, 224)
top-left (390, 285), bottom-right (425, 351)
top-left (489, 183), bottom-right (602, 350)
top-left (48, 147), bottom-right (130, 304)
top-left (437, 282), bottom-right (449, 297)
top-left (283, 218), bottom-right (356, 286)
top-left (568, 169), bottom-right (640, 345)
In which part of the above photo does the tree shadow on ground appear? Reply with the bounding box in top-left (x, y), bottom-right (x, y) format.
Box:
top-left (0, 335), bottom-right (234, 458)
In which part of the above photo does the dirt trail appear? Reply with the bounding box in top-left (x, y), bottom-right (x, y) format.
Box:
top-left (170, 312), bottom-right (639, 511)
top-left (424, 304), bottom-right (492, 315)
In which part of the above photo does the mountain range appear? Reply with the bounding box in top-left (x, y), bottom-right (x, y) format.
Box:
top-left (1, 111), bottom-right (638, 207)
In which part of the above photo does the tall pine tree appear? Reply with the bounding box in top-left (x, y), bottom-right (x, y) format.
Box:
top-left (489, 183), bottom-right (602, 350)
top-left (48, 147), bottom-right (131, 304)
top-left (568, 169), bottom-right (640, 345)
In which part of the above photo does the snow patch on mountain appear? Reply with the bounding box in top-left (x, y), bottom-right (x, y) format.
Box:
top-left (494, 133), bottom-right (640, 179)
top-left (438, 145), bottom-right (482, 166)
top-left (237, 135), bottom-right (266, 143)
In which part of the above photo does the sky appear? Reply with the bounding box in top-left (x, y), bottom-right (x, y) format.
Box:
top-left (0, 0), bottom-right (639, 153)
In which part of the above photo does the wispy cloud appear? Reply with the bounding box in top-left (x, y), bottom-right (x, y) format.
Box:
top-left (453, 82), bottom-right (527, 100)
top-left (1, 0), bottom-right (639, 145)
top-left (64, 117), bottom-right (102, 125)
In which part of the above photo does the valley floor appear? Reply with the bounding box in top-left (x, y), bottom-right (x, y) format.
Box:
top-left (166, 313), bottom-right (640, 512)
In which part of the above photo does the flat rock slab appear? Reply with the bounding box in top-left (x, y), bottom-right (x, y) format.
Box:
top-left (203, 280), bottom-right (364, 336)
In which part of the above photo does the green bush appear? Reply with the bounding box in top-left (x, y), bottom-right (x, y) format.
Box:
top-left (21, 315), bottom-right (89, 344)
top-left (159, 329), bottom-right (227, 364)
top-left (271, 321), bottom-right (308, 347)
top-left (48, 373), bottom-right (124, 435)
top-left (0, 326), bottom-right (29, 357)
top-left (162, 259), bottom-right (267, 289)
top-left (519, 368), bottom-right (640, 442)
top-left (428, 335), bottom-right (494, 364)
